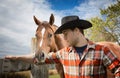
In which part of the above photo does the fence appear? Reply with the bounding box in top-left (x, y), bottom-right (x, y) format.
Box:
top-left (0, 37), bottom-right (49, 78)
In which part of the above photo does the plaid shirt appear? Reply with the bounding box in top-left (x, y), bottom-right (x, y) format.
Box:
top-left (36, 41), bottom-right (120, 78)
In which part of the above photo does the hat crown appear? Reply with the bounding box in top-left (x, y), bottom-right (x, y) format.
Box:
top-left (62, 16), bottom-right (79, 25)
top-left (54, 15), bottom-right (92, 34)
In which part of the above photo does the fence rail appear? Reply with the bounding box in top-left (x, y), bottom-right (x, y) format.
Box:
top-left (0, 59), bottom-right (30, 73)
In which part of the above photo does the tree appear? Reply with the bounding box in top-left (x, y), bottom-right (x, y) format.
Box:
top-left (100, 0), bottom-right (120, 45)
top-left (86, 1), bottom-right (120, 45)
top-left (85, 17), bottom-right (115, 42)
top-left (100, 0), bottom-right (120, 19)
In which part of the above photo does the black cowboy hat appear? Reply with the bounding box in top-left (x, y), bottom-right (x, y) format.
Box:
top-left (55, 15), bottom-right (92, 34)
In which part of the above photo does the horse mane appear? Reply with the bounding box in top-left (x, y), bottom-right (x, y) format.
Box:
top-left (52, 24), bottom-right (68, 50)
top-left (54, 34), bottom-right (68, 50)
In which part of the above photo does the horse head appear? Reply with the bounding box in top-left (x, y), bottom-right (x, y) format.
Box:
top-left (33, 14), bottom-right (60, 54)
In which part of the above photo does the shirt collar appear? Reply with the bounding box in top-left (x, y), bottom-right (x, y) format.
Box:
top-left (66, 40), bottom-right (96, 53)
top-left (87, 40), bottom-right (96, 50)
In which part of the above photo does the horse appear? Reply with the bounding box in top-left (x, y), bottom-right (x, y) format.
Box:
top-left (33, 14), bottom-right (120, 78)
top-left (33, 14), bottom-right (68, 78)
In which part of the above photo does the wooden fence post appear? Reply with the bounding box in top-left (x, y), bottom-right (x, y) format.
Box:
top-left (30, 37), bottom-right (48, 78)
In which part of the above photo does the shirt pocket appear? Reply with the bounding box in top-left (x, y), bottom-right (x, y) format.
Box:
top-left (80, 59), bottom-right (102, 76)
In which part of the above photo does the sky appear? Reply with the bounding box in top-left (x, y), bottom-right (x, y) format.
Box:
top-left (0, 0), bottom-right (116, 57)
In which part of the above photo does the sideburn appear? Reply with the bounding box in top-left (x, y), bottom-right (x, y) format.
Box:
top-left (79, 29), bottom-right (84, 35)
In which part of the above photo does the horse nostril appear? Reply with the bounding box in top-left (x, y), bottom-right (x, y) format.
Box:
top-left (41, 52), bottom-right (44, 57)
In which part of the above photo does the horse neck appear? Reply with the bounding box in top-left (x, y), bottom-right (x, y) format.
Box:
top-left (52, 25), bottom-right (68, 50)
top-left (54, 34), bottom-right (68, 50)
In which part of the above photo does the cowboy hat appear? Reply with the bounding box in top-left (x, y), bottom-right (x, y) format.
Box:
top-left (55, 15), bottom-right (92, 34)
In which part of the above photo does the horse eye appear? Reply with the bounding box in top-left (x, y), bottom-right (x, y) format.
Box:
top-left (48, 34), bottom-right (52, 38)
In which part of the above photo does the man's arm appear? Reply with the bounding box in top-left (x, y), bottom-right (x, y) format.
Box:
top-left (33, 50), bottom-right (62, 64)
top-left (103, 46), bottom-right (120, 78)
top-left (5, 53), bottom-right (35, 64)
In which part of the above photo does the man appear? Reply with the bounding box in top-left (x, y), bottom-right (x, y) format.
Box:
top-left (33, 15), bottom-right (120, 78)
top-left (6, 15), bottom-right (120, 78)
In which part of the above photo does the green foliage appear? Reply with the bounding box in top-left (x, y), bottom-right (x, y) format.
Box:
top-left (86, 1), bottom-right (120, 44)
top-left (100, 0), bottom-right (120, 44)
top-left (85, 17), bottom-right (113, 42)
top-left (49, 74), bottom-right (60, 78)
top-left (86, 16), bottom-right (118, 42)
top-left (100, 0), bottom-right (120, 18)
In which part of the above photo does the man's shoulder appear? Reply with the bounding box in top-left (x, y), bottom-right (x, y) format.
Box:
top-left (87, 40), bottom-right (104, 50)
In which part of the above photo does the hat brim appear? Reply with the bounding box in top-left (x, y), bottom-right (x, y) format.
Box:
top-left (55, 19), bottom-right (92, 34)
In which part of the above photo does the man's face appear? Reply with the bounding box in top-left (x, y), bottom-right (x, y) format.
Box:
top-left (62, 28), bottom-right (78, 46)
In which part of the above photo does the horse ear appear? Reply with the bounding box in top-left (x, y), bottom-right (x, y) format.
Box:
top-left (49, 14), bottom-right (54, 26)
top-left (33, 16), bottom-right (41, 25)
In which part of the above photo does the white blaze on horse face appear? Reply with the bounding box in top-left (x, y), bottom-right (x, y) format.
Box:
top-left (39, 27), bottom-right (45, 47)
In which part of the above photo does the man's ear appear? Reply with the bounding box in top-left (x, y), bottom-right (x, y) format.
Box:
top-left (74, 27), bottom-right (83, 35)
top-left (74, 27), bottom-right (79, 32)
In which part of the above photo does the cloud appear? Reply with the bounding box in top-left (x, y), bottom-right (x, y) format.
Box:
top-left (0, 0), bottom-right (37, 57)
top-left (0, 0), bottom-right (116, 57)
top-left (57, 0), bottom-right (116, 19)
top-left (32, 0), bottom-right (62, 25)
top-left (74, 0), bottom-right (116, 19)
top-left (0, 0), bottom-right (63, 57)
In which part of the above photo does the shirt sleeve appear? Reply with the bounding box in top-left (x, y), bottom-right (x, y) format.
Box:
top-left (102, 46), bottom-right (120, 78)
top-left (45, 50), bottom-right (62, 64)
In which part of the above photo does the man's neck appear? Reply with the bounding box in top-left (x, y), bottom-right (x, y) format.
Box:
top-left (75, 36), bottom-right (88, 47)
